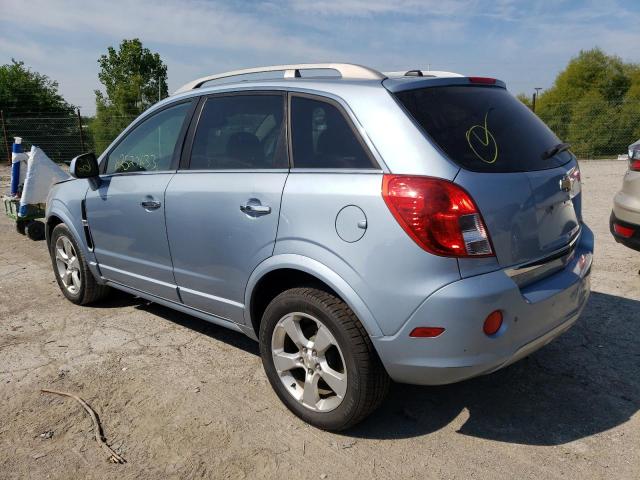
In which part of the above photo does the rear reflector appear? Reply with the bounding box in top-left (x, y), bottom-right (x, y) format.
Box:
top-left (382, 175), bottom-right (494, 257)
top-left (614, 223), bottom-right (635, 238)
top-left (469, 77), bottom-right (497, 85)
top-left (410, 327), bottom-right (445, 338)
top-left (483, 310), bottom-right (503, 336)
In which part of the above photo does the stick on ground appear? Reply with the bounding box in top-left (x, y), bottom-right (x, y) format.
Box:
top-left (40, 389), bottom-right (126, 464)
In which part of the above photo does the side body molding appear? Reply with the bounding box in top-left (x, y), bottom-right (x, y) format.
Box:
top-left (244, 254), bottom-right (384, 340)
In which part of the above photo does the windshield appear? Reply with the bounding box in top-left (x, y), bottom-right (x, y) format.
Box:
top-left (395, 85), bottom-right (573, 173)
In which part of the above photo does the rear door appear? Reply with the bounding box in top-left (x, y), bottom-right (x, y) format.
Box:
top-left (165, 93), bottom-right (288, 322)
top-left (395, 84), bottom-right (581, 267)
top-left (86, 100), bottom-right (194, 301)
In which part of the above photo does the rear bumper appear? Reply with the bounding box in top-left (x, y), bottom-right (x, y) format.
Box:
top-left (372, 225), bottom-right (593, 386)
top-left (610, 211), bottom-right (640, 252)
top-left (613, 177), bottom-right (640, 225)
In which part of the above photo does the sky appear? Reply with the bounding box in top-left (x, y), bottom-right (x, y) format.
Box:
top-left (1, 0), bottom-right (639, 115)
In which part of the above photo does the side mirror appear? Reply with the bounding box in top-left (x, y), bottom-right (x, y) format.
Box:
top-left (70, 152), bottom-right (99, 179)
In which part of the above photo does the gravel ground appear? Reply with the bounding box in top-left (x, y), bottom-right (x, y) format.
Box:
top-left (0, 160), bottom-right (638, 479)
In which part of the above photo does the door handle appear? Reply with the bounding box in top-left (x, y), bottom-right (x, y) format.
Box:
top-left (240, 203), bottom-right (271, 216)
top-left (141, 200), bottom-right (161, 210)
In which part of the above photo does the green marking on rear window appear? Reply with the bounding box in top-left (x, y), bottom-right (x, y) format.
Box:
top-left (465, 111), bottom-right (498, 164)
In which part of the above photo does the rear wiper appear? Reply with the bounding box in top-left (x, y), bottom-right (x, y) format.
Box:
top-left (542, 142), bottom-right (571, 160)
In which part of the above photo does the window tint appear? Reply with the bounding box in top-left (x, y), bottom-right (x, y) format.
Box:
top-left (290, 96), bottom-right (374, 169)
top-left (105, 102), bottom-right (191, 174)
top-left (190, 95), bottom-right (286, 170)
top-left (395, 86), bottom-right (572, 173)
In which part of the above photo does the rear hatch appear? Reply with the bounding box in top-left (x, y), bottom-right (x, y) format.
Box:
top-left (392, 81), bottom-right (581, 268)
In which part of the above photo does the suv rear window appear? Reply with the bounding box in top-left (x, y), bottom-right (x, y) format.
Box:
top-left (395, 86), bottom-right (573, 173)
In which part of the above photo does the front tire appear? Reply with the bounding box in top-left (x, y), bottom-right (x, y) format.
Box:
top-left (49, 223), bottom-right (110, 305)
top-left (259, 287), bottom-right (389, 431)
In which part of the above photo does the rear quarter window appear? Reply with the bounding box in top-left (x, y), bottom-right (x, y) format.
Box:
top-left (395, 86), bottom-right (573, 173)
top-left (290, 96), bottom-right (376, 169)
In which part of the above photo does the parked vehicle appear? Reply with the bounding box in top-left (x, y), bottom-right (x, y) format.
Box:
top-left (610, 139), bottom-right (640, 251)
top-left (46, 63), bottom-right (593, 430)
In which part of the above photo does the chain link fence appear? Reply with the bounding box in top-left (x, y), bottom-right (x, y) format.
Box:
top-left (1, 111), bottom-right (136, 165)
top-left (2, 101), bottom-right (640, 164)
top-left (2, 114), bottom-right (86, 164)
top-left (535, 99), bottom-right (640, 159)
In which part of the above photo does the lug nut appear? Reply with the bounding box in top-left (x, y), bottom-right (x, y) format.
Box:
top-left (312, 350), bottom-right (317, 356)
top-left (308, 369), bottom-right (313, 375)
top-left (315, 364), bottom-right (321, 370)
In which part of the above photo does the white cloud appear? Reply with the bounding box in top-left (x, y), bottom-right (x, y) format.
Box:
top-left (1, 0), bottom-right (639, 115)
top-left (0, 36), bottom-right (100, 111)
top-left (1, 0), bottom-right (333, 57)
top-left (286, 0), bottom-right (473, 16)
top-left (0, 0), bottom-right (338, 113)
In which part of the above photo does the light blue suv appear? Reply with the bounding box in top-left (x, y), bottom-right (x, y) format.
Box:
top-left (46, 64), bottom-right (593, 430)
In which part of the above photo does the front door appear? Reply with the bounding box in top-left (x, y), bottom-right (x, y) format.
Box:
top-left (86, 100), bottom-right (194, 301)
top-left (165, 93), bottom-right (288, 322)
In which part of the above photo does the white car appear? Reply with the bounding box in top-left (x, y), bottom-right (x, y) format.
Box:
top-left (611, 139), bottom-right (640, 251)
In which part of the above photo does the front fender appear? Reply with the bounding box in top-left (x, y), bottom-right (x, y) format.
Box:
top-left (244, 254), bottom-right (384, 338)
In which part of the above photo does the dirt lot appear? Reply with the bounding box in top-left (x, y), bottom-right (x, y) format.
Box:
top-left (0, 160), bottom-right (638, 479)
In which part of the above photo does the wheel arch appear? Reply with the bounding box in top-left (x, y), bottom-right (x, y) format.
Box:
top-left (45, 214), bottom-right (64, 245)
top-left (45, 201), bottom-right (102, 282)
top-left (245, 254), bottom-right (383, 340)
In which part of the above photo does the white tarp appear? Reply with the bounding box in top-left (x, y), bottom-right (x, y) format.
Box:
top-left (20, 146), bottom-right (70, 207)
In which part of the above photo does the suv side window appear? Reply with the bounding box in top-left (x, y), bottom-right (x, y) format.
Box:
top-left (290, 95), bottom-right (375, 169)
top-left (189, 94), bottom-right (287, 170)
top-left (104, 101), bottom-right (192, 175)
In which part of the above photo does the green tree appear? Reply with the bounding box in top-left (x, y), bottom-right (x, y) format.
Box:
top-left (0, 59), bottom-right (74, 115)
top-left (566, 90), bottom-right (617, 157)
top-left (535, 48), bottom-right (640, 156)
top-left (515, 93), bottom-right (533, 110)
top-left (90, 39), bottom-right (168, 154)
top-left (0, 60), bottom-right (82, 163)
top-left (617, 68), bottom-right (640, 145)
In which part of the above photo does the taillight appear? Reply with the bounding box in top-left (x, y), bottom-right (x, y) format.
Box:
top-left (630, 148), bottom-right (640, 170)
top-left (570, 165), bottom-right (581, 183)
top-left (382, 175), bottom-right (494, 257)
top-left (614, 223), bottom-right (635, 238)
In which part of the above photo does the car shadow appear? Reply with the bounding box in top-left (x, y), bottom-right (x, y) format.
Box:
top-left (91, 289), bottom-right (638, 446)
top-left (90, 289), bottom-right (259, 356)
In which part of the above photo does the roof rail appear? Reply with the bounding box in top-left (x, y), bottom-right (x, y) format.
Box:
top-left (173, 63), bottom-right (385, 94)
top-left (383, 70), bottom-right (464, 78)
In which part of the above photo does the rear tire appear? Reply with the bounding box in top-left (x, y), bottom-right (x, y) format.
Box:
top-left (49, 223), bottom-right (110, 305)
top-left (259, 287), bottom-right (389, 431)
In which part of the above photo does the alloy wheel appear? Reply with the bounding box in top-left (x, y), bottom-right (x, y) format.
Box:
top-left (271, 312), bottom-right (347, 412)
top-left (55, 236), bottom-right (81, 295)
